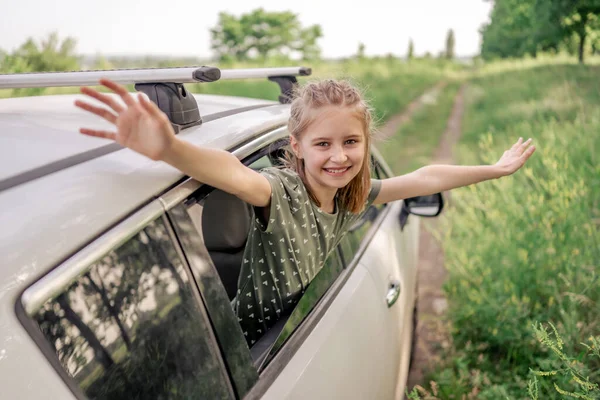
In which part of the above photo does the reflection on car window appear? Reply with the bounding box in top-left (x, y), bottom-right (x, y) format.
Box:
top-left (262, 248), bottom-right (344, 366)
top-left (32, 217), bottom-right (232, 400)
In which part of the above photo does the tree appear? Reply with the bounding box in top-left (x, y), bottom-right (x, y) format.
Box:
top-left (10, 32), bottom-right (79, 72)
top-left (407, 39), bottom-right (415, 60)
top-left (481, 0), bottom-right (600, 63)
top-left (480, 0), bottom-right (541, 60)
top-left (445, 29), bottom-right (456, 59)
top-left (357, 42), bottom-right (366, 60)
top-left (210, 8), bottom-right (323, 61)
top-left (534, 0), bottom-right (600, 63)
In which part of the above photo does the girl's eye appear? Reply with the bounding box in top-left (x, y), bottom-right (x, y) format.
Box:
top-left (345, 139), bottom-right (357, 145)
top-left (316, 142), bottom-right (329, 147)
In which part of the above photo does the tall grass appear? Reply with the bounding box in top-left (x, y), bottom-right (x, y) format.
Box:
top-left (411, 63), bottom-right (600, 399)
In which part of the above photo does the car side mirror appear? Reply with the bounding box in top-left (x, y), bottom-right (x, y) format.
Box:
top-left (399, 193), bottom-right (444, 230)
top-left (403, 193), bottom-right (444, 217)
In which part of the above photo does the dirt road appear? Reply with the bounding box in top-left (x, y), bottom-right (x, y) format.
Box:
top-left (377, 83), bottom-right (467, 398)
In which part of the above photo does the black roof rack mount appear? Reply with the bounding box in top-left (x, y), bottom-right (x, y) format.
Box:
top-left (0, 66), bottom-right (312, 132)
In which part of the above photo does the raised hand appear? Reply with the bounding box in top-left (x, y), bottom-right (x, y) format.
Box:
top-left (74, 79), bottom-right (175, 161)
top-left (495, 137), bottom-right (536, 176)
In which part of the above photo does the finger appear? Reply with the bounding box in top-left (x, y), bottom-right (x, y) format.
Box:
top-left (521, 145), bottom-right (536, 161)
top-left (80, 86), bottom-right (125, 114)
top-left (511, 137), bottom-right (523, 150)
top-left (74, 100), bottom-right (118, 124)
top-left (519, 138), bottom-right (533, 152)
top-left (138, 93), bottom-right (165, 119)
top-left (99, 78), bottom-right (136, 107)
top-left (79, 127), bottom-right (117, 141)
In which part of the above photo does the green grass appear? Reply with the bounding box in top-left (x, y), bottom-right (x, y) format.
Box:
top-left (409, 61), bottom-right (600, 400)
top-left (376, 81), bottom-right (462, 175)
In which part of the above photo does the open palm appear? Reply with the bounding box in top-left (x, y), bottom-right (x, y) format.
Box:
top-left (496, 137), bottom-right (536, 176)
top-left (75, 79), bottom-right (175, 161)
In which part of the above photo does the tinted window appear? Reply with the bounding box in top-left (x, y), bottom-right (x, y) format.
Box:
top-left (32, 217), bottom-right (232, 400)
top-left (262, 249), bottom-right (344, 366)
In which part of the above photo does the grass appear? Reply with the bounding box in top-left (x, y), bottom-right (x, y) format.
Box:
top-left (376, 81), bottom-right (463, 175)
top-left (408, 61), bottom-right (600, 399)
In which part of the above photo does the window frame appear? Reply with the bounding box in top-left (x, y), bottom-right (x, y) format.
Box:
top-left (16, 200), bottom-right (236, 400)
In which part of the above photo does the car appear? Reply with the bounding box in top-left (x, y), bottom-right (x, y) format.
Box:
top-left (0, 66), bottom-right (444, 400)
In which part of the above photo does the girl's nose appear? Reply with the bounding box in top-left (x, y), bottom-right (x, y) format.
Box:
top-left (330, 147), bottom-right (348, 163)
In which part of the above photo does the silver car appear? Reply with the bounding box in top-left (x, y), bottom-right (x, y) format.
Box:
top-left (0, 66), bottom-right (443, 400)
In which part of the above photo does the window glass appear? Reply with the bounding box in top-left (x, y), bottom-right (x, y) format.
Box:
top-left (261, 248), bottom-right (344, 367)
top-left (32, 217), bottom-right (232, 400)
top-left (170, 201), bottom-right (259, 397)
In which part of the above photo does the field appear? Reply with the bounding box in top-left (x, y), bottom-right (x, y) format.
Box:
top-left (410, 60), bottom-right (600, 399)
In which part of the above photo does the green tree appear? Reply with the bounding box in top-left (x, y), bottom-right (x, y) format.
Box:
top-left (534, 0), bottom-right (600, 63)
top-left (480, 0), bottom-right (541, 60)
top-left (210, 8), bottom-right (323, 61)
top-left (445, 29), bottom-right (456, 59)
top-left (10, 31), bottom-right (79, 72)
top-left (357, 42), bottom-right (366, 60)
top-left (407, 38), bottom-right (415, 60)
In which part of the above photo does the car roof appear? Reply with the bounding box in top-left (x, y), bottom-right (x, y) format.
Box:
top-left (0, 93), bottom-right (276, 181)
top-left (0, 92), bottom-right (289, 303)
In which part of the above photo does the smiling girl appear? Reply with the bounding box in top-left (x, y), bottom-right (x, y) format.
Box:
top-left (75, 78), bottom-right (535, 345)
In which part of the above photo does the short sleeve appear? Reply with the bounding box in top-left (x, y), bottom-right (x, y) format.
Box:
top-left (254, 168), bottom-right (303, 233)
top-left (336, 179), bottom-right (383, 233)
top-left (367, 179), bottom-right (382, 207)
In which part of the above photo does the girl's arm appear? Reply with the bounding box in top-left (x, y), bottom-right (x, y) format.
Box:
top-left (74, 79), bottom-right (272, 208)
top-left (374, 137), bottom-right (535, 204)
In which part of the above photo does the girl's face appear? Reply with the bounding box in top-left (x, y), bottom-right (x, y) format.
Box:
top-left (291, 105), bottom-right (366, 199)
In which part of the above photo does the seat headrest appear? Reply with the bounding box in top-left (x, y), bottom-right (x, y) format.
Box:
top-left (202, 190), bottom-right (252, 251)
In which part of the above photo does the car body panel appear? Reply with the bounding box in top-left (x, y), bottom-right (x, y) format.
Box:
top-left (260, 264), bottom-right (390, 400)
top-left (0, 309), bottom-right (77, 399)
top-left (260, 199), bottom-right (419, 400)
top-left (359, 199), bottom-right (421, 398)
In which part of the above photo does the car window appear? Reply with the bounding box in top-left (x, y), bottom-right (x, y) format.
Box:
top-left (259, 248), bottom-right (344, 367)
top-left (165, 139), bottom-right (352, 371)
top-left (29, 216), bottom-right (233, 400)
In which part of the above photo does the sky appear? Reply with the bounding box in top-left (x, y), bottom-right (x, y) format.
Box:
top-left (0, 0), bottom-right (493, 59)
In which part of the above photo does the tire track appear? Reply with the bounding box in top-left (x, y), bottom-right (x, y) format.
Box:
top-left (402, 84), bottom-right (467, 398)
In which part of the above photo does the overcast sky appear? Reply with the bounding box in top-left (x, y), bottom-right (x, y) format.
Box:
top-left (0, 0), bottom-right (493, 59)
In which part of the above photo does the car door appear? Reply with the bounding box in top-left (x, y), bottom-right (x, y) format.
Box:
top-left (150, 127), bottom-right (415, 400)
top-left (254, 154), bottom-right (402, 400)
top-left (343, 147), bottom-right (421, 398)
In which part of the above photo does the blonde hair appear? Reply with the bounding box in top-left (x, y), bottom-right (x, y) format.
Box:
top-left (283, 79), bottom-right (374, 214)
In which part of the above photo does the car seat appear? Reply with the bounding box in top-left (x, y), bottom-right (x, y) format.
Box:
top-left (201, 189), bottom-right (253, 300)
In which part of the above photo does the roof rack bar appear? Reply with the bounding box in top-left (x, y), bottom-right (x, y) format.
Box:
top-left (219, 66), bottom-right (311, 80)
top-left (0, 66), bottom-right (221, 89)
top-left (0, 66), bottom-right (311, 89)
top-left (0, 65), bottom-right (311, 130)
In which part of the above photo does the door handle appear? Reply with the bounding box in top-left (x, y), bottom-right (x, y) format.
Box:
top-left (386, 280), bottom-right (401, 307)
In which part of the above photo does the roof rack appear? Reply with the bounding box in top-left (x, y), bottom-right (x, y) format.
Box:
top-left (0, 66), bottom-right (311, 132)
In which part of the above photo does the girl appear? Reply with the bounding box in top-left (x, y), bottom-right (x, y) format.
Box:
top-left (75, 78), bottom-right (535, 345)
